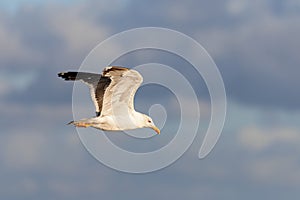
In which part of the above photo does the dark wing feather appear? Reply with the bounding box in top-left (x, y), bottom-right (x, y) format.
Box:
top-left (58, 71), bottom-right (111, 116)
top-left (94, 76), bottom-right (111, 116)
top-left (99, 66), bottom-right (143, 117)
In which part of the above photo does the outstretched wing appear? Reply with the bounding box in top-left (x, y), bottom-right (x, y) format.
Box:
top-left (100, 66), bottom-right (143, 117)
top-left (58, 71), bottom-right (111, 116)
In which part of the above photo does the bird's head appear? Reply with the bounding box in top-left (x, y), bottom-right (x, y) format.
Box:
top-left (143, 115), bottom-right (160, 134)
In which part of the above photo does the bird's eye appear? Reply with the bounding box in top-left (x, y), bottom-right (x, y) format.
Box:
top-left (148, 120), bottom-right (151, 123)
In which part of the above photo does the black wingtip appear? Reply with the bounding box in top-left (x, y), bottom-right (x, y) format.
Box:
top-left (58, 72), bottom-right (78, 81)
top-left (58, 72), bottom-right (65, 77)
top-left (58, 72), bottom-right (67, 79)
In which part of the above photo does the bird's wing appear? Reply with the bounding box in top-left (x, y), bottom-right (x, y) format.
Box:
top-left (58, 71), bottom-right (111, 116)
top-left (100, 66), bottom-right (143, 117)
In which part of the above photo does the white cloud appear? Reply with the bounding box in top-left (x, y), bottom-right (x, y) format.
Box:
top-left (46, 4), bottom-right (110, 56)
top-left (1, 1), bottom-right (300, 199)
top-left (0, 103), bottom-right (84, 171)
top-left (226, 0), bottom-right (249, 15)
top-left (1, 131), bottom-right (46, 169)
top-left (234, 125), bottom-right (300, 186)
top-left (0, 17), bottom-right (36, 64)
top-left (238, 126), bottom-right (300, 151)
top-left (0, 2), bottom-right (112, 70)
top-left (246, 155), bottom-right (300, 184)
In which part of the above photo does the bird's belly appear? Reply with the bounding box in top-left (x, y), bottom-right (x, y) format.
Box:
top-left (95, 115), bottom-right (138, 131)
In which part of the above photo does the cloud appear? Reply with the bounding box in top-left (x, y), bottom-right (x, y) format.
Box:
top-left (97, 0), bottom-right (300, 110)
top-left (0, 15), bottom-right (38, 67)
top-left (238, 126), bottom-right (300, 151)
top-left (0, 103), bottom-right (80, 169)
top-left (1, 0), bottom-right (299, 110)
top-left (1, 1), bottom-right (111, 68)
top-left (1, 1), bottom-right (300, 200)
top-left (1, 131), bottom-right (46, 169)
top-left (192, 5), bottom-right (300, 109)
top-left (0, 1), bottom-right (113, 105)
top-left (236, 125), bottom-right (300, 186)
top-left (246, 155), bottom-right (300, 185)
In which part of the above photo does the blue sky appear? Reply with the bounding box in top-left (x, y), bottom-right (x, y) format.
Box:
top-left (1, 0), bottom-right (300, 199)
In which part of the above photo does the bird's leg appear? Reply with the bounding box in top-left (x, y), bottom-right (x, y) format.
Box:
top-left (67, 120), bottom-right (93, 128)
top-left (74, 122), bottom-right (92, 128)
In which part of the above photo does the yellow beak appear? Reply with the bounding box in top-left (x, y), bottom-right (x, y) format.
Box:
top-left (152, 126), bottom-right (160, 134)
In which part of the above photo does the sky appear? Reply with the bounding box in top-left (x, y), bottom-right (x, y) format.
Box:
top-left (1, 0), bottom-right (300, 199)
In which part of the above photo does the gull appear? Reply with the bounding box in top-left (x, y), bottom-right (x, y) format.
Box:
top-left (58, 66), bottom-right (160, 134)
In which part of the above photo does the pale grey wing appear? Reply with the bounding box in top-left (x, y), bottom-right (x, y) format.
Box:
top-left (100, 67), bottom-right (143, 117)
top-left (58, 71), bottom-right (111, 116)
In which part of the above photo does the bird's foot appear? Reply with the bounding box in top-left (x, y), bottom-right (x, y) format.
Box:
top-left (67, 121), bottom-right (92, 128)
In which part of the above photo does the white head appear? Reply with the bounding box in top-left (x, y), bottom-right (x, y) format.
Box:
top-left (142, 114), bottom-right (160, 134)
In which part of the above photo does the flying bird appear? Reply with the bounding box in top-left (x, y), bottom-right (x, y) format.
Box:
top-left (58, 66), bottom-right (160, 134)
